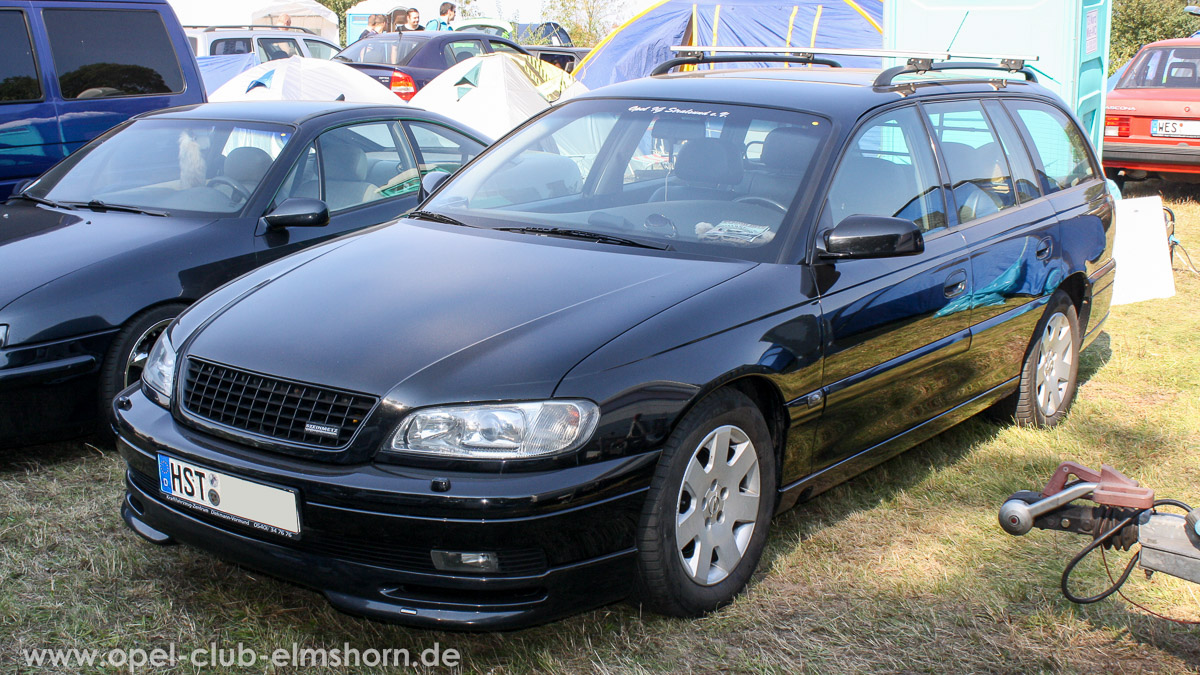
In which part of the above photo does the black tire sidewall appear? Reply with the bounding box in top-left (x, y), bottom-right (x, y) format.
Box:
top-left (635, 388), bottom-right (777, 616)
top-left (1016, 292), bottom-right (1081, 428)
top-left (99, 304), bottom-right (184, 417)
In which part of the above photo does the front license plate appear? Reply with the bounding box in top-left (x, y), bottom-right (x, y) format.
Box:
top-left (156, 454), bottom-right (300, 538)
top-left (1151, 119), bottom-right (1200, 138)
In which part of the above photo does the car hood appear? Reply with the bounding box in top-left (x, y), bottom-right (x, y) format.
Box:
top-left (184, 221), bottom-right (754, 400)
top-left (0, 202), bottom-right (211, 312)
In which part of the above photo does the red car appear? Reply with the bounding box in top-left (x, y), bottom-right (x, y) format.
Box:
top-left (1104, 38), bottom-right (1200, 187)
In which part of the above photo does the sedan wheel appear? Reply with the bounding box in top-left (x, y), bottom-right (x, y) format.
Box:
top-left (675, 425), bottom-right (761, 586)
top-left (1010, 291), bottom-right (1081, 428)
top-left (634, 388), bottom-right (776, 617)
top-left (1035, 312), bottom-right (1074, 417)
top-left (100, 304), bottom-right (187, 426)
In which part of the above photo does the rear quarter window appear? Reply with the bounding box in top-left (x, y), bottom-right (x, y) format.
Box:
top-left (1004, 101), bottom-right (1096, 195)
top-left (43, 9), bottom-right (184, 99)
top-left (0, 10), bottom-right (42, 103)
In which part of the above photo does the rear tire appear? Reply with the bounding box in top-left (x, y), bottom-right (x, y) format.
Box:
top-left (1008, 292), bottom-right (1081, 428)
top-left (633, 388), bottom-right (777, 617)
top-left (99, 304), bottom-right (185, 425)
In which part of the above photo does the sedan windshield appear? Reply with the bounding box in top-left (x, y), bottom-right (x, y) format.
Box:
top-left (424, 99), bottom-right (830, 262)
top-left (336, 36), bottom-right (422, 66)
top-left (1118, 46), bottom-right (1200, 89)
top-left (27, 119), bottom-right (292, 216)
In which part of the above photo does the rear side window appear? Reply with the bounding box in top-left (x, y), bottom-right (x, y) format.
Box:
top-left (211, 38), bottom-right (253, 56)
top-left (825, 106), bottom-right (947, 233)
top-left (43, 9), bottom-right (184, 99)
top-left (923, 100), bottom-right (1017, 224)
top-left (304, 40), bottom-right (337, 60)
top-left (1005, 101), bottom-right (1096, 194)
top-left (443, 40), bottom-right (483, 65)
top-left (0, 10), bottom-right (41, 103)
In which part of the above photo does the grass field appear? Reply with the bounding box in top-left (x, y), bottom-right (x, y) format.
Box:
top-left (2, 182), bottom-right (1198, 674)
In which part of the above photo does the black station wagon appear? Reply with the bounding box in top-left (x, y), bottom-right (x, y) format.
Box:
top-left (114, 55), bottom-right (1115, 630)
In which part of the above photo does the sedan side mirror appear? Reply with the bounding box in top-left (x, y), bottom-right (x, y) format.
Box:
top-left (818, 215), bottom-right (924, 259)
top-left (263, 198), bottom-right (329, 228)
top-left (420, 170), bottom-right (453, 197)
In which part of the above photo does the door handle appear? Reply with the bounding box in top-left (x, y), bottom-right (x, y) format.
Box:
top-left (1035, 237), bottom-right (1053, 260)
top-left (944, 270), bottom-right (968, 299)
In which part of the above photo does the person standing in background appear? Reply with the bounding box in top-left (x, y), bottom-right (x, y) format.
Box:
top-left (400, 8), bottom-right (424, 31)
top-left (359, 14), bottom-right (387, 40)
top-left (278, 13), bottom-right (292, 27)
top-left (426, 3), bottom-right (455, 31)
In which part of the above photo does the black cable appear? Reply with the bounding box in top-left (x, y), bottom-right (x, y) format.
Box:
top-left (1060, 511), bottom-right (1142, 604)
top-left (1059, 498), bottom-right (1195, 605)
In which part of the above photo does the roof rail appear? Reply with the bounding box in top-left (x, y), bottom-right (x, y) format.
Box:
top-left (652, 53), bottom-right (842, 75)
top-left (185, 25), bottom-right (317, 35)
top-left (662, 46), bottom-right (1039, 85)
top-left (873, 58), bottom-right (1037, 86)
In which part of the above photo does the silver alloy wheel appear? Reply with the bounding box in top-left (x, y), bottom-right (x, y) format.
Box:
top-left (123, 318), bottom-right (173, 388)
top-left (1035, 311), bottom-right (1074, 417)
top-left (674, 424), bottom-right (761, 586)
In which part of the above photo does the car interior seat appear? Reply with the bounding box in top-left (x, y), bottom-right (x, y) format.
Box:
top-left (320, 140), bottom-right (380, 210)
top-left (827, 153), bottom-right (918, 224)
top-left (1165, 61), bottom-right (1197, 87)
top-left (649, 138), bottom-right (743, 202)
top-left (221, 146), bottom-right (273, 197)
top-left (742, 126), bottom-right (822, 206)
top-left (940, 141), bottom-right (1012, 222)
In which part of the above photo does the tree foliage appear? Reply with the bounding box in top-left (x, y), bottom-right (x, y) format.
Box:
top-left (540, 0), bottom-right (624, 47)
top-left (315, 0), bottom-right (359, 46)
top-left (1111, 0), bottom-right (1199, 72)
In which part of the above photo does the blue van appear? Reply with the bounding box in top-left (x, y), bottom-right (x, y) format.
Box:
top-left (0, 0), bottom-right (204, 198)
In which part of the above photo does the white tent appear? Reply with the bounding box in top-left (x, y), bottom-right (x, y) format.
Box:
top-left (168, 0), bottom-right (339, 41)
top-left (409, 53), bottom-right (579, 139)
top-left (210, 56), bottom-right (405, 104)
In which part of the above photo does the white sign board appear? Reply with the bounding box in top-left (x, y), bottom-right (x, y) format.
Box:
top-left (1111, 196), bottom-right (1175, 306)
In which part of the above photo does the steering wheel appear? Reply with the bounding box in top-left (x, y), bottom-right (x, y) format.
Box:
top-left (734, 195), bottom-right (788, 213)
top-left (207, 176), bottom-right (251, 203)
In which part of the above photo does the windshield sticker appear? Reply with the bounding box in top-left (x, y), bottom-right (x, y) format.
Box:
top-left (696, 221), bottom-right (775, 245)
top-left (628, 105), bottom-right (730, 118)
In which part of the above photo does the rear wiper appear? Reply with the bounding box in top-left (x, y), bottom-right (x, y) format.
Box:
top-left (67, 200), bottom-right (170, 217)
top-left (407, 210), bottom-right (476, 227)
top-left (8, 193), bottom-right (74, 210)
top-left (494, 226), bottom-right (670, 250)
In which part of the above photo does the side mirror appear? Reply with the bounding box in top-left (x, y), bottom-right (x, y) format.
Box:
top-left (818, 215), bottom-right (924, 259)
top-left (11, 179), bottom-right (32, 196)
top-left (262, 198), bottom-right (329, 228)
top-left (420, 170), bottom-right (452, 198)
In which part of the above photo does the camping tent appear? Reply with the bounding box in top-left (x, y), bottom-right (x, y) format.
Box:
top-left (167, 0), bottom-right (339, 41)
top-left (409, 53), bottom-right (578, 138)
top-left (210, 56), bottom-right (404, 104)
top-left (573, 0), bottom-right (884, 89)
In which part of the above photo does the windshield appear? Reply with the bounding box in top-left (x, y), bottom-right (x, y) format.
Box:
top-left (337, 36), bottom-right (421, 66)
top-left (424, 99), bottom-right (830, 262)
top-left (27, 119), bottom-right (292, 215)
top-left (1118, 46), bottom-right (1200, 89)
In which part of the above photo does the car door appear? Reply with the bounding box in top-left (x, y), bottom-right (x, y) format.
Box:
top-left (257, 119), bottom-right (426, 262)
top-left (809, 104), bottom-right (974, 475)
top-left (0, 8), bottom-right (62, 198)
top-left (921, 98), bottom-right (1062, 398)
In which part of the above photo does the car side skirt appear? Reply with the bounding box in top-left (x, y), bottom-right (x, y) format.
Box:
top-left (774, 376), bottom-right (1017, 514)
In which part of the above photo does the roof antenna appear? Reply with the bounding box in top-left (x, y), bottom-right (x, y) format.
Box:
top-left (946, 11), bottom-right (969, 53)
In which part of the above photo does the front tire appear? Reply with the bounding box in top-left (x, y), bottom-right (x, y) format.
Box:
top-left (1011, 292), bottom-right (1081, 428)
top-left (99, 304), bottom-right (184, 423)
top-left (633, 388), bottom-right (777, 617)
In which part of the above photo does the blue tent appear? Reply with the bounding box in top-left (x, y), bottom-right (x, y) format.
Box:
top-left (574, 0), bottom-right (884, 89)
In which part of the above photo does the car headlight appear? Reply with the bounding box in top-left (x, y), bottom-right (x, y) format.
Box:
top-left (141, 330), bottom-right (177, 406)
top-left (386, 400), bottom-right (600, 460)
top-left (0, 325), bottom-right (7, 348)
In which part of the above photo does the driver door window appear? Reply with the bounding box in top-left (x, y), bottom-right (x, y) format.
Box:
top-left (277, 121), bottom-right (421, 212)
top-left (824, 106), bottom-right (947, 233)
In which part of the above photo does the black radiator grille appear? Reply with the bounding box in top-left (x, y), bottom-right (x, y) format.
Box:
top-left (182, 358), bottom-right (376, 448)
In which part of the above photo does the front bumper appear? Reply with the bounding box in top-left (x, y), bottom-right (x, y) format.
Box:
top-left (115, 386), bottom-right (657, 630)
top-left (0, 329), bottom-right (117, 446)
top-left (1103, 140), bottom-right (1200, 174)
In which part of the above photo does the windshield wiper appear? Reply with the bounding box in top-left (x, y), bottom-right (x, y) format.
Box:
top-left (494, 226), bottom-right (670, 250)
top-left (8, 193), bottom-right (74, 210)
top-left (66, 200), bottom-right (170, 217)
top-left (407, 210), bottom-right (476, 227)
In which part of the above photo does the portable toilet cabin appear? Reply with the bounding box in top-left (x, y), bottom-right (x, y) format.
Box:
top-left (883, 0), bottom-right (1112, 157)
